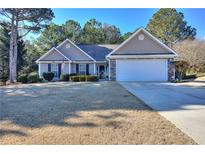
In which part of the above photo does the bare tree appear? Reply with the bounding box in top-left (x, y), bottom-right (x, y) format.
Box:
top-left (173, 39), bottom-right (205, 73)
top-left (0, 8), bottom-right (54, 83)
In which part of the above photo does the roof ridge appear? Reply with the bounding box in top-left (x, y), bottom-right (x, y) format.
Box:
top-left (77, 44), bottom-right (119, 45)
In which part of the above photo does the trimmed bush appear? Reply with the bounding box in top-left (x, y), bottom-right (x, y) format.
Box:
top-left (43, 72), bottom-right (54, 82)
top-left (86, 75), bottom-right (98, 82)
top-left (17, 74), bottom-right (28, 83)
top-left (27, 72), bottom-right (39, 83)
top-left (70, 75), bottom-right (98, 82)
top-left (70, 76), bottom-right (80, 82)
top-left (60, 74), bottom-right (70, 81)
top-left (79, 75), bottom-right (86, 82)
top-left (71, 75), bottom-right (86, 82)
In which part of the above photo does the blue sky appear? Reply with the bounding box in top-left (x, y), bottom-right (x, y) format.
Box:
top-left (51, 8), bottom-right (205, 39)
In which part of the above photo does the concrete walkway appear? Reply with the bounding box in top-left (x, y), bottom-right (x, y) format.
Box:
top-left (120, 82), bottom-right (205, 144)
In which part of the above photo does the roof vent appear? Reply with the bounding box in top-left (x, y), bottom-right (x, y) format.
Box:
top-left (66, 43), bottom-right (70, 48)
top-left (138, 34), bottom-right (144, 40)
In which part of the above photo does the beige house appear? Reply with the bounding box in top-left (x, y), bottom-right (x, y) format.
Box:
top-left (36, 27), bottom-right (177, 81)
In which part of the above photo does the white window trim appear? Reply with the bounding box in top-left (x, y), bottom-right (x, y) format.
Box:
top-left (51, 63), bottom-right (58, 78)
top-left (79, 64), bottom-right (86, 75)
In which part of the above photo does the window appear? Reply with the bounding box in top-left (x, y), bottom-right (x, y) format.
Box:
top-left (138, 34), bottom-right (144, 40)
top-left (79, 64), bottom-right (86, 75)
top-left (66, 43), bottom-right (70, 48)
top-left (51, 63), bottom-right (58, 77)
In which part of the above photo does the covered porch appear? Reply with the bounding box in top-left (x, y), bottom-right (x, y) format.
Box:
top-left (38, 61), bottom-right (108, 80)
top-left (96, 62), bottom-right (109, 79)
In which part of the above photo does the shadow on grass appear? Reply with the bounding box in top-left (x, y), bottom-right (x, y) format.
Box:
top-left (0, 129), bottom-right (27, 137)
top-left (0, 82), bottom-right (150, 137)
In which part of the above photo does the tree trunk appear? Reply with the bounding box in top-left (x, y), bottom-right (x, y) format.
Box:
top-left (9, 13), bottom-right (15, 83)
top-left (13, 16), bottom-right (18, 82)
top-left (9, 9), bottom-right (18, 83)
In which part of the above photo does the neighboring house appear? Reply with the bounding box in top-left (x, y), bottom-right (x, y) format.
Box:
top-left (36, 27), bottom-right (177, 81)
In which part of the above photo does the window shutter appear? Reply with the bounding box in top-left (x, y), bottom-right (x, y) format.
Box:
top-left (58, 63), bottom-right (61, 78)
top-left (86, 64), bottom-right (89, 75)
top-left (48, 64), bottom-right (51, 72)
top-left (76, 64), bottom-right (79, 74)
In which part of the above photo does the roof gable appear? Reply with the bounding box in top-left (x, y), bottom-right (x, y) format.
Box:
top-left (57, 39), bottom-right (96, 61)
top-left (107, 27), bottom-right (177, 57)
top-left (36, 48), bottom-right (71, 62)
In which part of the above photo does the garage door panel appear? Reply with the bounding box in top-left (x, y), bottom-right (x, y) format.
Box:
top-left (116, 59), bottom-right (167, 81)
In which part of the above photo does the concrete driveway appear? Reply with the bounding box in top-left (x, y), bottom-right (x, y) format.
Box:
top-left (120, 81), bottom-right (205, 144)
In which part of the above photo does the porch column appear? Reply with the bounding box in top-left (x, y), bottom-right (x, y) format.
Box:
top-left (38, 63), bottom-right (41, 77)
top-left (68, 62), bottom-right (71, 74)
top-left (94, 63), bottom-right (96, 75)
top-left (108, 59), bottom-right (110, 80)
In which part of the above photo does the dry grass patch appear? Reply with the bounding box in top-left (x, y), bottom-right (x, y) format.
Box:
top-left (0, 82), bottom-right (196, 144)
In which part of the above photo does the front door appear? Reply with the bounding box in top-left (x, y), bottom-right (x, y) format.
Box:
top-left (99, 65), bottom-right (105, 79)
top-left (51, 63), bottom-right (58, 79)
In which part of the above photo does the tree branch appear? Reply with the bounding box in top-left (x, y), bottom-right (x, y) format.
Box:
top-left (0, 11), bottom-right (12, 20)
top-left (18, 18), bottom-right (44, 39)
top-left (17, 9), bottom-right (44, 21)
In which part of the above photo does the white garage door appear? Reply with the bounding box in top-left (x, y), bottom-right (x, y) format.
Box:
top-left (116, 59), bottom-right (168, 81)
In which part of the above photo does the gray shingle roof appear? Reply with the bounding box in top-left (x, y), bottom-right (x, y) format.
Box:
top-left (77, 44), bottom-right (118, 61)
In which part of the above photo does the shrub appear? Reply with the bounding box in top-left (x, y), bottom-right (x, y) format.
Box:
top-left (86, 75), bottom-right (98, 82)
top-left (0, 75), bottom-right (7, 83)
top-left (17, 74), bottom-right (28, 83)
top-left (70, 73), bottom-right (77, 76)
top-left (43, 72), bottom-right (54, 82)
top-left (71, 75), bottom-right (86, 82)
top-left (0, 75), bottom-right (7, 86)
top-left (70, 75), bottom-right (98, 82)
top-left (70, 76), bottom-right (80, 82)
top-left (183, 74), bottom-right (197, 80)
top-left (38, 78), bottom-right (44, 83)
top-left (18, 66), bottom-right (34, 75)
top-left (60, 74), bottom-right (70, 81)
top-left (79, 75), bottom-right (86, 82)
top-left (27, 72), bottom-right (39, 83)
top-left (175, 60), bottom-right (190, 80)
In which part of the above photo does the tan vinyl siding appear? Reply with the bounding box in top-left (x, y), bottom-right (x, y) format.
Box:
top-left (41, 49), bottom-right (68, 61)
top-left (57, 40), bottom-right (93, 61)
top-left (114, 31), bottom-right (172, 55)
top-left (39, 63), bottom-right (48, 77)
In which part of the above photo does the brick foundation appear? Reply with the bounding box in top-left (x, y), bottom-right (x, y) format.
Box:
top-left (168, 59), bottom-right (175, 81)
top-left (110, 59), bottom-right (116, 81)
